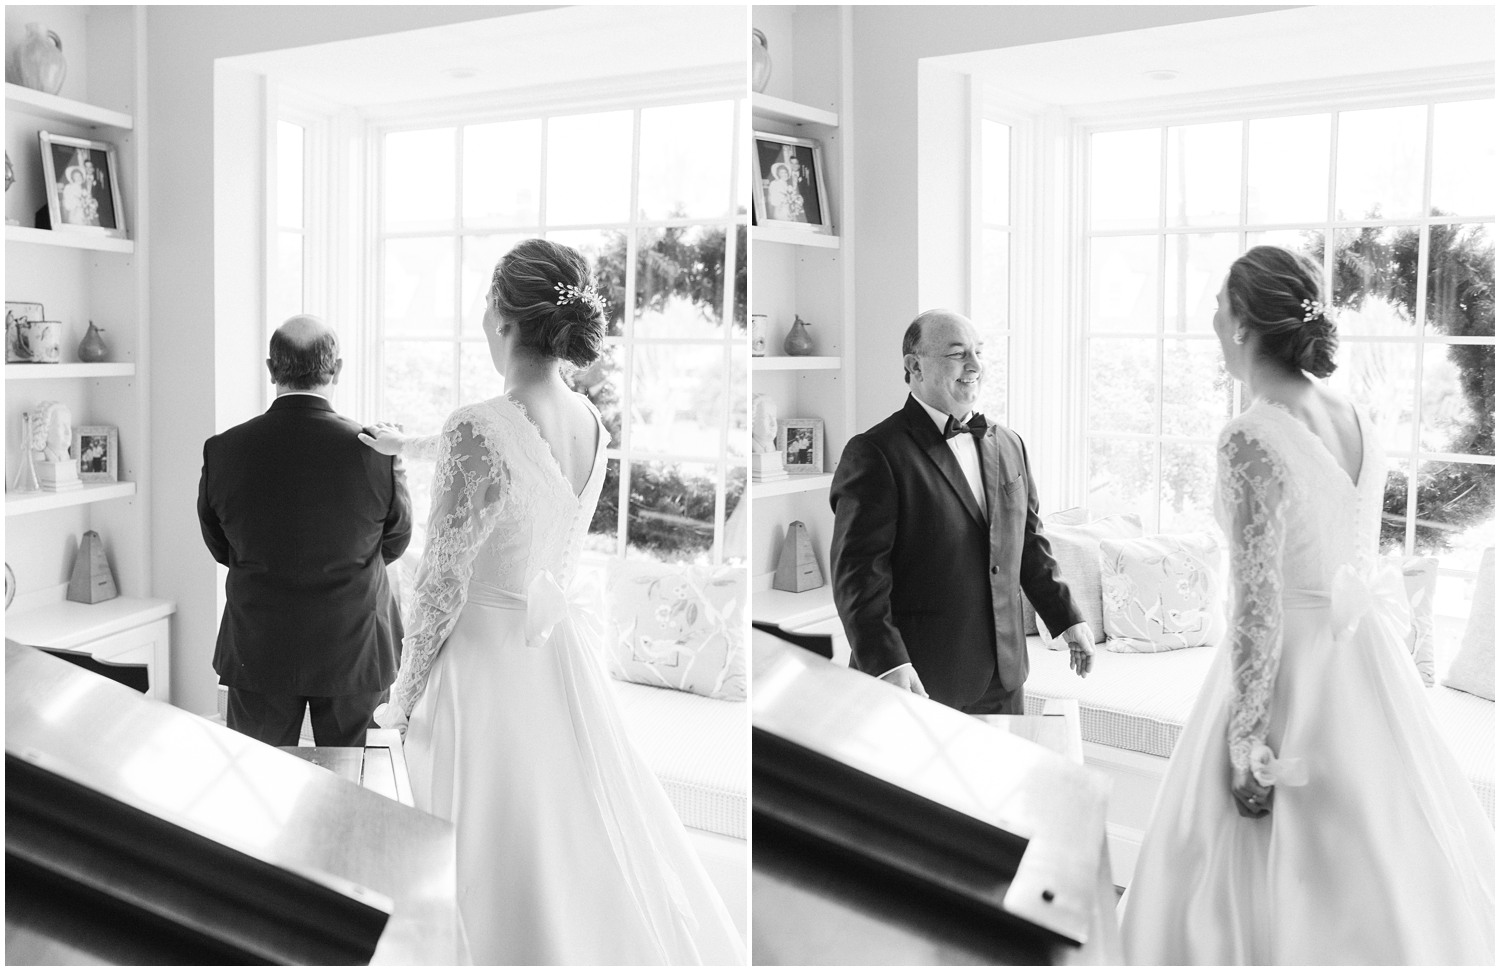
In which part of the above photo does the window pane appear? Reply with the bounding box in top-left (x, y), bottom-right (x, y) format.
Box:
top-left (1165, 232), bottom-right (1240, 334)
top-left (981, 119), bottom-right (1011, 225)
top-left (547, 229), bottom-right (628, 337)
top-left (1427, 222), bottom-right (1495, 337)
top-left (630, 345), bottom-right (725, 456)
top-left (384, 237), bottom-right (456, 337)
top-left (1431, 100), bottom-right (1495, 218)
top-left (383, 340), bottom-right (454, 435)
top-left (277, 120), bottom-right (303, 229)
top-left (737, 100), bottom-right (750, 217)
top-left (461, 233), bottom-right (528, 332)
top-left (567, 343), bottom-right (624, 445)
top-left (1088, 437), bottom-right (1157, 526)
top-left (634, 225), bottom-right (726, 338)
top-left (725, 465), bottom-right (746, 552)
top-left (547, 110), bottom-right (632, 224)
top-left (1090, 235), bottom-right (1159, 333)
top-left (458, 340), bottom-right (504, 404)
top-left (1331, 226), bottom-right (1417, 337)
top-left (586, 458), bottom-right (621, 555)
top-left (1247, 113), bottom-right (1330, 224)
top-left (976, 228), bottom-right (1009, 331)
top-left (1161, 442), bottom-right (1218, 533)
top-left (1335, 104), bottom-right (1427, 221)
top-left (1091, 128), bottom-right (1160, 230)
top-left (274, 230), bottom-right (303, 323)
top-left (1380, 463), bottom-right (1409, 554)
top-left (639, 101), bottom-right (734, 220)
top-left (1089, 338), bottom-right (1157, 434)
top-left (1328, 341), bottom-right (1416, 452)
top-left (1161, 339), bottom-right (1232, 439)
top-left (1166, 121), bottom-right (1240, 227)
top-left (975, 333), bottom-right (1008, 426)
top-left (731, 223), bottom-right (747, 334)
top-left (1246, 228), bottom-right (1323, 258)
top-left (463, 119), bottom-right (541, 228)
top-left (1414, 460), bottom-right (1494, 560)
top-left (1422, 343), bottom-right (1494, 456)
top-left (384, 128), bottom-right (455, 232)
top-left (729, 345), bottom-right (748, 461)
top-left (627, 460), bottom-right (716, 563)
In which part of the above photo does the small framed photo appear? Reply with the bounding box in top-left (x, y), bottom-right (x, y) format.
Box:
top-left (776, 418), bottom-right (824, 475)
top-left (38, 131), bottom-right (127, 238)
top-left (74, 425), bottom-right (119, 483)
top-left (752, 132), bottom-right (833, 236)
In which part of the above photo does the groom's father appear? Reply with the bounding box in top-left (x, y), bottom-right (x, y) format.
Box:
top-left (829, 310), bottom-right (1092, 714)
top-left (198, 315), bottom-right (412, 746)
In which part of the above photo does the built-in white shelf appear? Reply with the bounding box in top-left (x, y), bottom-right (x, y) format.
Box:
top-left (752, 473), bottom-right (834, 499)
top-left (5, 596), bottom-right (173, 651)
top-left (751, 92), bottom-right (839, 129)
top-left (753, 356), bottom-right (841, 371)
top-left (4, 82), bottom-right (134, 130)
top-left (6, 362), bottom-right (135, 380)
top-left (752, 225), bottom-right (840, 249)
top-left (6, 225), bottom-right (134, 253)
top-left (6, 481), bottom-right (135, 517)
top-left (752, 582), bottom-right (836, 629)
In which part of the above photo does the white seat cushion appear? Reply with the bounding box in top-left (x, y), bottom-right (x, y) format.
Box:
top-left (612, 679), bottom-right (747, 839)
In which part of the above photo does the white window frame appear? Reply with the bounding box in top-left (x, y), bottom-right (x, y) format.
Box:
top-left (363, 73), bottom-right (746, 566)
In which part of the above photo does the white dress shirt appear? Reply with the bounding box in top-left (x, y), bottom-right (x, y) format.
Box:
top-left (912, 393), bottom-right (986, 519)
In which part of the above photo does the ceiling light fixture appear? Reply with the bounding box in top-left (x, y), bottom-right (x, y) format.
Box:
top-left (1143, 69), bottom-right (1180, 82)
top-left (444, 67), bottom-right (478, 80)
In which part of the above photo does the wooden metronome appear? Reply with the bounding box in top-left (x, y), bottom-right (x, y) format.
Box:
top-left (772, 520), bottom-right (825, 593)
top-left (66, 531), bottom-right (119, 604)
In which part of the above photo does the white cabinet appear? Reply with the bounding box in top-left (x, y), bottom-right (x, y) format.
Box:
top-left (749, 6), bottom-right (854, 632)
top-left (5, 597), bottom-right (173, 701)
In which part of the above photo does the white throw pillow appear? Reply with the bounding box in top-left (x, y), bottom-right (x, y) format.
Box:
top-left (1023, 507), bottom-right (1091, 636)
top-left (1443, 547), bottom-right (1494, 702)
top-left (1392, 555), bottom-right (1438, 686)
top-left (1099, 532), bottom-right (1226, 653)
top-left (606, 561), bottom-right (746, 701)
top-left (1035, 513), bottom-right (1144, 646)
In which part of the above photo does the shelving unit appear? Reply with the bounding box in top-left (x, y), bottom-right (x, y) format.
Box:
top-left (749, 5), bottom-right (855, 632)
top-left (5, 6), bottom-right (171, 699)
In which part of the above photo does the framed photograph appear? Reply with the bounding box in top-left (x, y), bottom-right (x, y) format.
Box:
top-left (752, 132), bottom-right (833, 235)
top-left (74, 425), bottom-right (119, 483)
top-left (776, 418), bottom-right (824, 475)
top-left (38, 131), bottom-right (127, 238)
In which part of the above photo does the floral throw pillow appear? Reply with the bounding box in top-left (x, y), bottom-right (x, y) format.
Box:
top-left (1099, 532), bottom-right (1226, 653)
top-left (606, 561), bottom-right (746, 701)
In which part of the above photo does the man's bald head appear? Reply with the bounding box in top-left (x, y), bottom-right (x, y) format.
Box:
top-left (901, 309), bottom-right (968, 384)
top-left (268, 314), bottom-right (341, 391)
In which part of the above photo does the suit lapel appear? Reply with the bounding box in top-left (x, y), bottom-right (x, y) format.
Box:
top-left (903, 397), bottom-right (985, 528)
top-left (979, 427), bottom-right (1001, 523)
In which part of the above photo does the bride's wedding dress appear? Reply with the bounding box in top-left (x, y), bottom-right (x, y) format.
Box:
top-left (388, 394), bottom-right (745, 965)
top-left (1119, 400), bottom-right (1494, 965)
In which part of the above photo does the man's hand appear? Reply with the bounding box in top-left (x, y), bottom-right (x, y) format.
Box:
top-left (879, 664), bottom-right (929, 699)
top-left (358, 421), bottom-right (407, 456)
top-left (1058, 622), bottom-right (1095, 678)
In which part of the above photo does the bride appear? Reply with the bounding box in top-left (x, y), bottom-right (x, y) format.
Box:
top-left (361, 239), bottom-right (745, 965)
top-left (1118, 245), bottom-right (1494, 964)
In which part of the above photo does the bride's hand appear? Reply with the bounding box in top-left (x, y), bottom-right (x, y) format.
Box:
top-left (1231, 765), bottom-right (1272, 819)
top-left (358, 421), bottom-right (407, 456)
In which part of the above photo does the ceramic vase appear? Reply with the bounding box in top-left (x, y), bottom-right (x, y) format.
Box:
top-left (7, 24), bottom-right (67, 95)
top-left (751, 29), bottom-right (772, 94)
top-left (783, 315), bottom-right (814, 356)
top-left (77, 321), bottom-right (109, 362)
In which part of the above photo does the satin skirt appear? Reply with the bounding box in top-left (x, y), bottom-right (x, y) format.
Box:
top-left (403, 576), bottom-right (746, 965)
top-left (1118, 590), bottom-right (1494, 965)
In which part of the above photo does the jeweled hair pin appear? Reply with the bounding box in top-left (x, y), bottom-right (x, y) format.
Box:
top-left (1300, 298), bottom-right (1326, 323)
top-left (554, 282), bottom-right (607, 319)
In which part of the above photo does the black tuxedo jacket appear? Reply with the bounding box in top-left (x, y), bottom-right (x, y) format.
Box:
top-left (198, 394), bottom-right (413, 696)
top-left (829, 394), bottom-right (1082, 709)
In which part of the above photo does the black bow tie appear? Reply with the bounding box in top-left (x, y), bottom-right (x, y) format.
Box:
top-left (943, 413), bottom-right (989, 440)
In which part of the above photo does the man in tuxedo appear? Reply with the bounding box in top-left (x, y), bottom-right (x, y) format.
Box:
top-left (198, 315), bottom-right (412, 746)
top-left (829, 309), bottom-right (1092, 714)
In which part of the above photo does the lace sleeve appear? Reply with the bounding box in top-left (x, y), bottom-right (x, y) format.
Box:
top-left (388, 413), bottom-right (507, 717)
top-left (1219, 425), bottom-right (1289, 774)
top-left (402, 432), bottom-right (447, 463)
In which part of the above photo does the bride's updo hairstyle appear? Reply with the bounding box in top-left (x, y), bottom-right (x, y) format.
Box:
top-left (490, 238), bottom-right (606, 368)
top-left (1225, 245), bottom-right (1338, 379)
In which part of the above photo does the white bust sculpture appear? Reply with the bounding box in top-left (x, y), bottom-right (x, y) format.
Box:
top-left (752, 393), bottom-right (778, 454)
top-left (32, 400), bottom-right (72, 462)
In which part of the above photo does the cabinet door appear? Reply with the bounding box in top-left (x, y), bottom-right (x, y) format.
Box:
top-left (80, 618), bottom-right (171, 702)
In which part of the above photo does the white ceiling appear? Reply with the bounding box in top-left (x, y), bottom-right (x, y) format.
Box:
top-left (225, 5), bottom-right (747, 109)
top-left (935, 6), bottom-right (1495, 106)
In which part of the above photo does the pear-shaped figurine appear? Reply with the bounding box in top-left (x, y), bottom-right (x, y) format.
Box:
top-left (77, 321), bottom-right (109, 363)
top-left (783, 314), bottom-right (814, 356)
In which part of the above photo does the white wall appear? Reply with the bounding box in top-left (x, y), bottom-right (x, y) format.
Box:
top-left (147, 5), bottom-right (551, 715)
top-left (848, 5), bottom-right (1283, 436)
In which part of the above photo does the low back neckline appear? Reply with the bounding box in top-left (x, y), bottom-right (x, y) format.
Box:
top-left (498, 393), bottom-right (606, 502)
top-left (1254, 398), bottom-right (1366, 490)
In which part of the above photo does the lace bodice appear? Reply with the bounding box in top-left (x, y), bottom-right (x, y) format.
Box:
top-left (1216, 399), bottom-right (1385, 772)
top-left (389, 394), bottom-right (609, 717)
